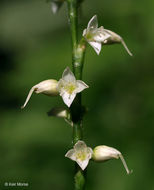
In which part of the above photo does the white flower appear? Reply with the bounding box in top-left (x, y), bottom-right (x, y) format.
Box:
top-left (83, 15), bottom-right (132, 56)
top-left (65, 141), bottom-right (93, 170)
top-left (57, 67), bottom-right (89, 107)
top-left (21, 79), bottom-right (59, 109)
top-left (21, 67), bottom-right (88, 109)
top-left (83, 15), bottom-right (111, 55)
top-left (92, 145), bottom-right (132, 174)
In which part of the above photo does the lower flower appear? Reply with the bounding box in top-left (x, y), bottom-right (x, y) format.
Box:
top-left (65, 141), bottom-right (93, 170)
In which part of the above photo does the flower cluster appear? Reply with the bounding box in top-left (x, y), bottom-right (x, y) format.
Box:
top-left (65, 141), bottom-right (131, 174)
top-left (22, 9), bottom-right (133, 176)
top-left (21, 67), bottom-right (88, 108)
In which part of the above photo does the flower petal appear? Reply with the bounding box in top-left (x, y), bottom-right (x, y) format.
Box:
top-left (87, 15), bottom-right (98, 29)
top-left (65, 149), bottom-right (76, 161)
top-left (57, 79), bottom-right (64, 92)
top-left (87, 147), bottom-right (93, 159)
top-left (103, 29), bottom-right (121, 41)
top-left (76, 158), bottom-right (90, 170)
top-left (94, 27), bottom-right (111, 42)
top-left (74, 141), bottom-right (87, 151)
top-left (62, 67), bottom-right (76, 83)
top-left (76, 80), bottom-right (89, 93)
top-left (82, 29), bottom-right (87, 37)
top-left (88, 41), bottom-right (102, 55)
top-left (60, 91), bottom-right (76, 107)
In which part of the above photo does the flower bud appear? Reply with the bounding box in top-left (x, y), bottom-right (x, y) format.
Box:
top-left (47, 107), bottom-right (69, 118)
top-left (21, 79), bottom-right (59, 109)
top-left (47, 107), bottom-right (73, 126)
top-left (92, 145), bottom-right (132, 174)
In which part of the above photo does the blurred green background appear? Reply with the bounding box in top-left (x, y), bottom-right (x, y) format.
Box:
top-left (0, 0), bottom-right (154, 190)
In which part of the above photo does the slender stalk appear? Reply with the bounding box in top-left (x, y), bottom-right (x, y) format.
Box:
top-left (67, 0), bottom-right (87, 189)
top-left (67, 0), bottom-right (78, 68)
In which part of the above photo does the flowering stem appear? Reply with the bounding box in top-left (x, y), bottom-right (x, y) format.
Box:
top-left (67, 0), bottom-right (78, 64)
top-left (67, 0), bottom-right (86, 190)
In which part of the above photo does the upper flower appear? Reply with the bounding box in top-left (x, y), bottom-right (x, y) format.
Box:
top-left (83, 15), bottom-right (132, 56)
top-left (83, 15), bottom-right (111, 55)
top-left (65, 140), bottom-right (93, 170)
top-left (57, 67), bottom-right (88, 107)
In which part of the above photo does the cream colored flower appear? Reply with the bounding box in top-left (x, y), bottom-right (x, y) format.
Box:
top-left (92, 145), bottom-right (132, 174)
top-left (83, 15), bottom-right (132, 56)
top-left (83, 15), bottom-right (110, 55)
top-left (65, 141), bottom-right (93, 170)
top-left (57, 67), bottom-right (88, 107)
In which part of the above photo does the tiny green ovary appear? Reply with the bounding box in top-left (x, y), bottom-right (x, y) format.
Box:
top-left (85, 32), bottom-right (93, 41)
top-left (64, 83), bottom-right (76, 94)
top-left (85, 30), bottom-right (96, 41)
top-left (76, 152), bottom-right (87, 161)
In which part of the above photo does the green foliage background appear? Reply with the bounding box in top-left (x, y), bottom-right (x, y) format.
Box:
top-left (0, 0), bottom-right (154, 189)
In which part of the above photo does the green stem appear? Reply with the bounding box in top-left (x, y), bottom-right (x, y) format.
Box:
top-left (67, 0), bottom-right (87, 190)
top-left (67, 0), bottom-right (78, 67)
